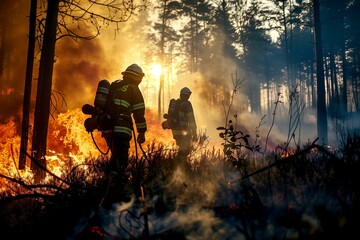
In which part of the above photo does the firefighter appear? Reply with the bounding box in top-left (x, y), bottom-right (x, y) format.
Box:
top-left (101, 63), bottom-right (147, 205)
top-left (167, 87), bottom-right (197, 159)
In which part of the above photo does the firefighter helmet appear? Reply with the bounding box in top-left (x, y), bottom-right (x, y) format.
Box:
top-left (122, 64), bottom-right (145, 84)
top-left (180, 87), bottom-right (192, 95)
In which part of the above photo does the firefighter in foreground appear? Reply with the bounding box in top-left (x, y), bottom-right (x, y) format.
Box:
top-left (83, 63), bottom-right (147, 206)
top-left (163, 87), bottom-right (197, 162)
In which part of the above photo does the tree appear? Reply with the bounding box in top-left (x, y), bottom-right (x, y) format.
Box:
top-left (152, 0), bottom-right (181, 119)
top-left (31, 0), bottom-right (60, 181)
top-left (272, 0), bottom-right (293, 87)
top-left (180, 0), bottom-right (215, 73)
top-left (313, 0), bottom-right (328, 143)
top-left (346, 0), bottom-right (360, 112)
top-left (237, 0), bottom-right (273, 114)
top-left (19, 0), bottom-right (37, 169)
top-left (214, 0), bottom-right (238, 63)
top-left (321, 0), bottom-right (349, 119)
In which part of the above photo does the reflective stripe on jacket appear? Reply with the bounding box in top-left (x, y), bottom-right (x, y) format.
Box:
top-left (109, 79), bottom-right (147, 137)
top-left (171, 99), bottom-right (196, 137)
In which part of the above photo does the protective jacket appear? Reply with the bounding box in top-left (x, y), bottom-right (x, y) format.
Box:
top-left (104, 78), bottom-right (147, 140)
top-left (170, 98), bottom-right (197, 139)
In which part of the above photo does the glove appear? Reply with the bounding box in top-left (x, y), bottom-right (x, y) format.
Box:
top-left (137, 132), bottom-right (145, 144)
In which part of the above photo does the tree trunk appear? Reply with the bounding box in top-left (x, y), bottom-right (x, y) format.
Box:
top-left (329, 48), bottom-right (340, 118)
top-left (19, 0), bottom-right (37, 170)
top-left (31, 0), bottom-right (59, 182)
top-left (340, 0), bottom-right (348, 116)
top-left (158, 0), bottom-right (167, 120)
top-left (313, 0), bottom-right (328, 143)
top-left (281, 1), bottom-right (290, 87)
top-left (158, 74), bottom-right (164, 120)
top-left (310, 60), bottom-right (316, 109)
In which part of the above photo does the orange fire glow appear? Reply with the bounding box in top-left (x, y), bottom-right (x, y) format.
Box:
top-left (0, 107), bottom-right (174, 192)
top-left (0, 88), bottom-right (15, 96)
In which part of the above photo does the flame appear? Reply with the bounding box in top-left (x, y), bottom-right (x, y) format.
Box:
top-left (0, 118), bottom-right (20, 175)
top-left (0, 107), bottom-right (174, 192)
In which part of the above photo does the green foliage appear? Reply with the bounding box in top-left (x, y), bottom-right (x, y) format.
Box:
top-left (216, 71), bottom-right (261, 169)
top-left (217, 119), bottom-right (260, 158)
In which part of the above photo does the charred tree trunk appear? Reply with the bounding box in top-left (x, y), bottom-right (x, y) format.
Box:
top-left (31, 0), bottom-right (59, 182)
top-left (19, 0), bottom-right (37, 170)
top-left (313, 0), bottom-right (328, 143)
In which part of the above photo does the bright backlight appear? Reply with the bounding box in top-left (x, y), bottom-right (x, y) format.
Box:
top-left (149, 64), bottom-right (162, 78)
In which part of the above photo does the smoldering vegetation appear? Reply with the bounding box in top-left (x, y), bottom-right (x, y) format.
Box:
top-left (0, 133), bottom-right (359, 240)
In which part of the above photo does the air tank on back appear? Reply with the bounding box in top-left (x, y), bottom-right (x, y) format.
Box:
top-left (94, 79), bottom-right (111, 110)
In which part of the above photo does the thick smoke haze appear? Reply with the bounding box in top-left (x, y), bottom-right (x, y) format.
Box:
top-left (53, 37), bottom-right (114, 110)
top-left (0, 0), bottom-right (30, 122)
top-left (0, 1), bottom-right (245, 148)
top-left (0, 1), bottom-right (347, 151)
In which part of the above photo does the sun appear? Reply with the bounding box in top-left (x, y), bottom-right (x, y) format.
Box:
top-left (149, 64), bottom-right (162, 78)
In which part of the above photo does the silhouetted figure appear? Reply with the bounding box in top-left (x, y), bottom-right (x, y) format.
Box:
top-left (83, 63), bottom-right (147, 208)
top-left (163, 87), bottom-right (197, 165)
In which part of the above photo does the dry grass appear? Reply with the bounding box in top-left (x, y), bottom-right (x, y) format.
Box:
top-left (0, 135), bottom-right (359, 239)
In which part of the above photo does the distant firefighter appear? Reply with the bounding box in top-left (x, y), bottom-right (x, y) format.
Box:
top-left (163, 87), bottom-right (197, 158)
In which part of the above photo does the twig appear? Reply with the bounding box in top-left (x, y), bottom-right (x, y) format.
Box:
top-left (232, 138), bottom-right (328, 183)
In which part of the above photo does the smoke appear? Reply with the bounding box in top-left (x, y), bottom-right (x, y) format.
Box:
top-left (0, 0), bottom-right (30, 122)
top-left (53, 37), bottom-right (113, 110)
top-left (1, 1), bottom-right (347, 154)
top-left (0, 1), bottom-right (288, 150)
top-left (96, 163), bottom-right (247, 240)
top-left (0, 2), bottom-right (154, 120)
top-left (99, 201), bottom-right (244, 239)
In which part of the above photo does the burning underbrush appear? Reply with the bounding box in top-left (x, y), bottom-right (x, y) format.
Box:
top-left (0, 107), bottom-right (174, 188)
top-left (1, 133), bottom-right (360, 240)
top-left (1, 107), bottom-right (360, 239)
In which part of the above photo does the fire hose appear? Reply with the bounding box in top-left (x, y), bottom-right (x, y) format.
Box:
top-left (133, 130), bottom-right (148, 162)
top-left (90, 131), bottom-right (110, 155)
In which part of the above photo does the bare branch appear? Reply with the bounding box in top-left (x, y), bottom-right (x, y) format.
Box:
top-left (36, 0), bottom-right (149, 41)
